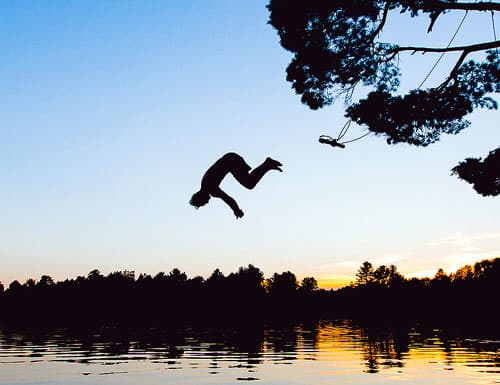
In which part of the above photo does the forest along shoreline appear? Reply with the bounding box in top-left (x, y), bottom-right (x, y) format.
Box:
top-left (0, 258), bottom-right (498, 337)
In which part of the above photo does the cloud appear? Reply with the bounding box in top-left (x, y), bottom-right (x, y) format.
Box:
top-left (372, 255), bottom-right (407, 266)
top-left (313, 231), bottom-right (499, 283)
top-left (425, 231), bottom-right (500, 252)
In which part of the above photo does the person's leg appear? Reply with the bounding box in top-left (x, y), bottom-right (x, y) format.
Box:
top-left (232, 157), bottom-right (282, 190)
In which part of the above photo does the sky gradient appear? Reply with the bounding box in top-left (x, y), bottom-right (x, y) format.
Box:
top-left (1, 0), bottom-right (499, 288)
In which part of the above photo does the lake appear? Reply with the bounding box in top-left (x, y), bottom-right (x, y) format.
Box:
top-left (0, 321), bottom-right (498, 385)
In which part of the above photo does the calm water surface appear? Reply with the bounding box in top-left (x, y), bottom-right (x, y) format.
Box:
top-left (0, 322), bottom-right (498, 385)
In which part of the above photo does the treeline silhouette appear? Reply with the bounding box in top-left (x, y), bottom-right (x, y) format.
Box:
top-left (0, 258), bottom-right (498, 330)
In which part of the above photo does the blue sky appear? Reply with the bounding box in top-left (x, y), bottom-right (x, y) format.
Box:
top-left (1, 1), bottom-right (498, 287)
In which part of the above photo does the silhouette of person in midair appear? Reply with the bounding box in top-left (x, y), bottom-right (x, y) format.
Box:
top-left (190, 152), bottom-right (283, 218)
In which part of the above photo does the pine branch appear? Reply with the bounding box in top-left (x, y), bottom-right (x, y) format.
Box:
top-left (372, 1), bottom-right (391, 38)
top-left (438, 50), bottom-right (470, 89)
top-left (391, 39), bottom-right (500, 54)
top-left (438, 1), bottom-right (500, 12)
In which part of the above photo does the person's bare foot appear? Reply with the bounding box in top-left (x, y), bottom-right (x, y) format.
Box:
top-left (265, 157), bottom-right (283, 172)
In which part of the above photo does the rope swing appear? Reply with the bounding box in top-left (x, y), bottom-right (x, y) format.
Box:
top-left (319, 9), bottom-right (476, 150)
top-left (318, 120), bottom-right (370, 149)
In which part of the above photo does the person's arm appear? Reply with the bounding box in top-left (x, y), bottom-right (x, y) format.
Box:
top-left (211, 188), bottom-right (244, 219)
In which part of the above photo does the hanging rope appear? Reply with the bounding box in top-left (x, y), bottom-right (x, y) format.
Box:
top-left (340, 131), bottom-right (371, 144)
top-left (417, 10), bottom-right (469, 89)
top-left (492, 11), bottom-right (498, 53)
top-left (337, 120), bottom-right (351, 141)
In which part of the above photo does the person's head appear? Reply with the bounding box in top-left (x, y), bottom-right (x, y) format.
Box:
top-left (189, 190), bottom-right (210, 208)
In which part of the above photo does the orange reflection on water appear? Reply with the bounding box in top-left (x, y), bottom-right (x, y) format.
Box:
top-left (0, 323), bottom-right (498, 385)
top-left (309, 323), bottom-right (499, 385)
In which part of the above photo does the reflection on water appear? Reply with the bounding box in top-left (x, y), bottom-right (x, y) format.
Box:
top-left (0, 322), bottom-right (498, 385)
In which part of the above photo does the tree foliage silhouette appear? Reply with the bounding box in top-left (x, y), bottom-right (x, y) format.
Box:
top-left (355, 261), bottom-right (374, 286)
top-left (0, 258), bottom-right (498, 328)
top-left (300, 276), bottom-right (319, 292)
top-left (267, 0), bottom-right (500, 195)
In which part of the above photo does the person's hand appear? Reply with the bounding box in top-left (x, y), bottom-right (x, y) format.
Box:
top-left (233, 208), bottom-right (244, 219)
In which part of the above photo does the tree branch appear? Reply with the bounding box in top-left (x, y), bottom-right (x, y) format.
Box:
top-left (438, 1), bottom-right (500, 12)
top-left (372, 1), bottom-right (391, 38)
top-left (438, 50), bottom-right (470, 89)
top-left (391, 40), bottom-right (500, 54)
top-left (427, 10), bottom-right (443, 33)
